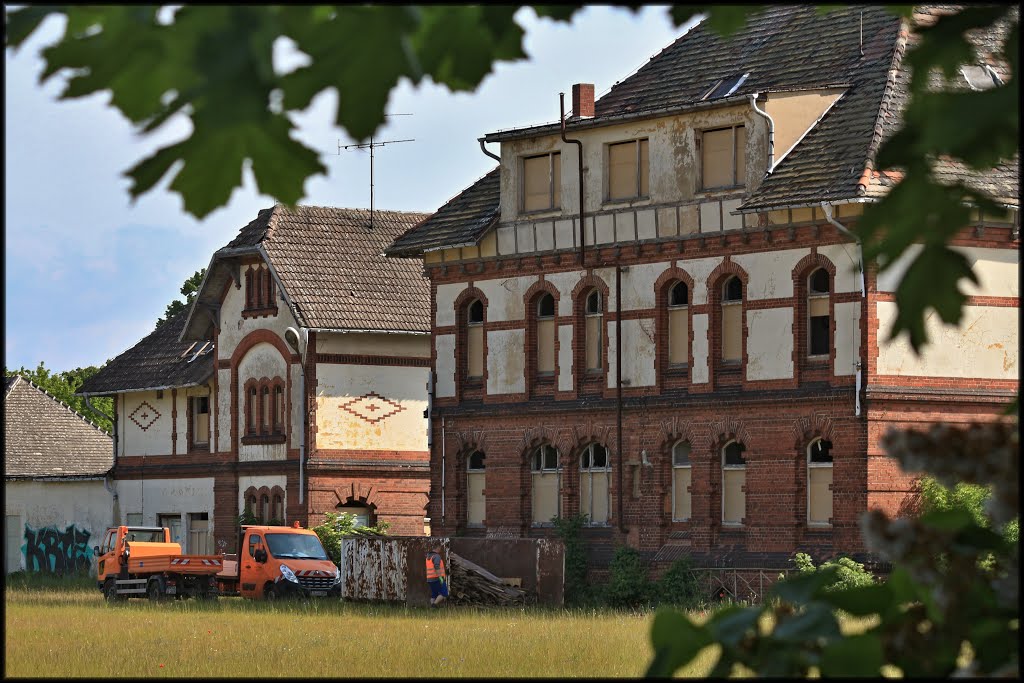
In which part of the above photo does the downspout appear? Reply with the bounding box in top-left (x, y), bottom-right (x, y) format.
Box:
top-left (560, 93), bottom-right (586, 265)
top-left (749, 94), bottom-right (775, 173)
top-left (86, 394), bottom-right (120, 525)
top-left (441, 416), bottom-right (446, 526)
top-left (284, 326), bottom-right (308, 505)
top-left (478, 137), bottom-right (500, 163)
top-left (616, 265), bottom-right (626, 533)
top-left (821, 201), bottom-right (865, 417)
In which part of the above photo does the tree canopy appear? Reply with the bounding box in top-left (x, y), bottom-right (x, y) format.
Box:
top-left (155, 267), bottom-right (206, 329)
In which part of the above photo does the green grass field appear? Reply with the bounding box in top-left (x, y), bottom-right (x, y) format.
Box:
top-left (4, 576), bottom-right (716, 678)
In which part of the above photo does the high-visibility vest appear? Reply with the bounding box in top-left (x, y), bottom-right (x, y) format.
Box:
top-left (426, 553), bottom-right (446, 581)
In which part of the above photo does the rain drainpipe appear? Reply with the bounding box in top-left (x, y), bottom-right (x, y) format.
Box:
top-left (616, 264), bottom-right (627, 533)
top-left (479, 137), bottom-right (500, 163)
top-left (821, 201), bottom-right (865, 417)
top-left (86, 394), bottom-right (120, 524)
top-left (441, 416), bottom-right (446, 526)
top-left (560, 92), bottom-right (586, 265)
top-left (285, 327), bottom-right (308, 505)
top-left (749, 94), bottom-right (775, 173)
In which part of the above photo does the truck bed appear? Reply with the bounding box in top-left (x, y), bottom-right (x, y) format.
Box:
top-left (128, 554), bottom-right (224, 575)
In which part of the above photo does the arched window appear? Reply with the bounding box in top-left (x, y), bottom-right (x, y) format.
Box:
top-left (467, 451), bottom-right (486, 526)
top-left (466, 299), bottom-right (484, 380)
top-left (580, 443), bottom-right (611, 525)
top-left (261, 385), bottom-right (271, 433)
top-left (722, 440), bottom-right (746, 525)
top-left (671, 441), bottom-right (692, 521)
top-left (530, 444), bottom-right (561, 525)
top-left (247, 494), bottom-right (258, 520)
top-left (668, 282), bottom-right (689, 366)
top-left (337, 500), bottom-right (375, 527)
top-left (274, 384), bottom-right (285, 433)
top-left (260, 494), bottom-right (270, 524)
top-left (271, 493), bottom-right (284, 524)
top-left (808, 268), bottom-right (831, 357)
top-left (722, 277), bottom-right (743, 362)
top-left (247, 386), bottom-right (258, 435)
top-left (536, 293), bottom-right (556, 376)
top-left (585, 290), bottom-right (603, 372)
top-left (808, 439), bottom-right (833, 525)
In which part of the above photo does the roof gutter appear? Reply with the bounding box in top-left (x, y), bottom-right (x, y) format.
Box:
top-left (303, 327), bottom-right (431, 336)
top-left (79, 379), bottom-right (209, 397)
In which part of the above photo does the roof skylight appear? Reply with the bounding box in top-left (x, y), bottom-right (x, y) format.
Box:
top-left (702, 72), bottom-right (750, 100)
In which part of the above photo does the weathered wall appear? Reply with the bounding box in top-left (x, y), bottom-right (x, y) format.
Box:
top-left (746, 308), bottom-right (793, 380)
top-left (118, 390), bottom-right (175, 457)
top-left (486, 329), bottom-right (527, 394)
top-left (216, 270), bottom-right (300, 360)
top-left (117, 477), bottom-right (215, 525)
top-left (763, 89), bottom-right (845, 164)
top-left (237, 341), bottom-right (289, 462)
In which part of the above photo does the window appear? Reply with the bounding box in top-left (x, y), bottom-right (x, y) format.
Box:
top-left (531, 444), bottom-right (561, 525)
top-left (808, 269), bottom-right (831, 357)
top-left (722, 441), bottom-right (746, 525)
top-left (585, 290), bottom-right (603, 372)
top-left (261, 386), bottom-right (271, 433)
top-left (701, 125), bottom-right (746, 189)
top-left (338, 504), bottom-right (373, 527)
top-left (244, 266), bottom-right (276, 312)
top-left (247, 386), bottom-right (258, 435)
top-left (190, 396), bottom-right (210, 447)
top-left (672, 441), bottom-right (692, 521)
top-left (608, 139), bottom-right (649, 201)
top-left (523, 152), bottom-right (561, 212)
top-left (668, 282), bottom-right (689, 366)
top-left (260, 495), bottom-right (270, 524)
top-left (466, 299), bottom-right (484, 380)
top-left (271, 494), bottom-right (284, 524)
top-left (248, 533), bottom-right (264, 559)
top-left (579, 443), bottom-right (611, 525)
top-left (188, 512), bottom-right (212, 555)
top-left (722, 277), bottom-right (743, 362)
top-left (536, 293), bottom-right (556, 375)
top-left (808, 439), bottom-right (833, 525)
top-left (467, 451), bottom-right (486, 526)
top-left (243, 378), bottom-right (286, 443)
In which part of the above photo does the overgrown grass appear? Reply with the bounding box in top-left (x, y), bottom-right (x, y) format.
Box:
top-left (5, 579), bottom-right (875, 677)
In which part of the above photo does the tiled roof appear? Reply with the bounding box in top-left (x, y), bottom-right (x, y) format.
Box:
top-left (183, 205), bottom-right (432, 340)
top-left (5, 375), bottom-right (112, 478)
top-left (385, 168), bottom-right (500, 257)
top-left (78, 309), bottom-right (214, 395)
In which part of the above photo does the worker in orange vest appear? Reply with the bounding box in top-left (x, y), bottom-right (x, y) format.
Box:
top-left (426, 549), bottom-right (448, 607)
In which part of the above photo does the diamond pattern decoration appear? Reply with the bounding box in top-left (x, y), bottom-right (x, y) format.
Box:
top-left (129, 401), bottom-right (161, 431)
top-left (340, 391), bottom-right (404, 424)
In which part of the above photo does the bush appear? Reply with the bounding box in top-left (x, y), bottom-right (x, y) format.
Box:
top-left (656, 556), bottom-right (703, 609)
top-left (919, 476), bottom-right (1019, 547)
top-left (552, 514), bottom-right (592, 606)
top-left (605, 546), bottom-right (655, 608)
top-left (792, 552), bottom-right (875, 592)
top-left (311, 512), bottom-right (389, 566)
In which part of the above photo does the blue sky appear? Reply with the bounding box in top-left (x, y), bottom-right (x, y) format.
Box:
top-left (4, 6), bottom-right (689, 373)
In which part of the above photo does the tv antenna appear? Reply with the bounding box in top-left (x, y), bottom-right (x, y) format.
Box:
top-left (339, 113), bottom-right (413, 230)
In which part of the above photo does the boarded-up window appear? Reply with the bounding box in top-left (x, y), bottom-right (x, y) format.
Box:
top-left (608, 139), bottom-right (649, 201)
top-left (467, 299), bottom-right (484, 379)
top-left (523, 152), bottom-right (561, 212)
top-left (537, 293), bottom-right (555, 374)
top-left (247, 387), bottom-right (258, 434)
top-left (191, 396), bottom-right (210, 446)
top-left (672, 441), bottom-right (692, 521)
top-left (808, 268), bottom-right (831, 357)
top-left (261, 386), bottom-right (271, 433)
top-left (702, 125), bottom-right (746, 189)
top-left (531, 445), bottom-right (561, 524)
top-left (585, 290), bottom-right (603, 371)
top-left (580, 443), bottom-right (610, 525)
top-left (467, 451), bottom-right (486, 526)
top-left (274, 386), bottom-right (285, 433)
top-left (808, 439), bottom-right (833, 525)
top-left (722, 441), bottom-right (746, 524)
top-left (668, 281), bottom-right (689, 366)
top-left (722, 277), bottom-right (743, 362)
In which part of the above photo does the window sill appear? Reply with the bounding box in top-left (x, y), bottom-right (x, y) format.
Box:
top-left (806, 355), bottom-right (829, 363)
top-left (241, 434), bottom-right (286, 445)
top-left (602, 196), bottom-right (651, 208)
top-left (519, 207), bottom-right (561, 219)
top-left (188, 444), bottom-right (211, 454)
top-left (698, 184), bottom-right (746, 195)
top-left (721, 522), bottom-right (744, 528)
top-left (806, 523), bottom-right (833, 529)
top-left (242, 306), bottom-right (279, 319)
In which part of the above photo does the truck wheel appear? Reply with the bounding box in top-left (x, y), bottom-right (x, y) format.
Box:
top-left (103, 578), bottom-right (122, 602)
top-left (147, 578), bottom-right (164, 602)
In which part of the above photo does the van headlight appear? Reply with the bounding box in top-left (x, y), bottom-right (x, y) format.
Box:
top-left (332, 568), bottom-right (342, 585)
top-left (279, 564), bottom-right (299, 583)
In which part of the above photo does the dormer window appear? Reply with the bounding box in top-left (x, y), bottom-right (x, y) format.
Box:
top-left (701, 72), bottom-right (749, 101)
top-left (522, 152), bottom-right (561, 212)
top-left (701, 125), bottom-right (746, 190)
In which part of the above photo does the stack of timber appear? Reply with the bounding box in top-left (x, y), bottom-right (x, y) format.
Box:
top-left (448, 552), bottom-right (534, 606)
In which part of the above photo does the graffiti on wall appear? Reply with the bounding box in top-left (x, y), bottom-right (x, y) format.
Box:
top-left (21, 524), bottom-right (94, 574)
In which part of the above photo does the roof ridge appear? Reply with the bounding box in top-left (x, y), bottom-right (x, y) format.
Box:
top-left (12, 374), bottom-right (112, 436)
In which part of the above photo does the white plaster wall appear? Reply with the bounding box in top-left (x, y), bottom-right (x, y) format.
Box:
top-left (874, 244), bottom-right (1018, 297)
top-left (545, 270), bottom-right (586, 316)
top-left (733, 248), bottom-right (811, 300)
top-left (692, 314), bottom-right (710, 383)
top-left (217, 368), bottom-right (231, 449)
top-left (5, 480), bottom-right (113, 573)
top-left (435, 283), bottom-right (462, 327)
top-left (119, 390), bottom-right (174, 456)
top-left (834, 301), bottom-right (861, 376)
top-left (607, 319), bottom-right (657, 388)
top-left (317, 332), bottom-right (431, 358)
top-left (216, 271), bottom-right (299, 361)
top-left (678, 256), bottom-right (723, 305)
top-left (237, 342), bottom-right (288, 462)
top-left (876, 302), bottom-right (1018, 379)
top-left (746, 308), bottom-right (794, 380)
top-left (315, 364), bottom-right (429, 452)
top-left (477, 276), bottom-right (534, 322)
top-left (117, 477), bottom-right (214, 526)
top-left (558, 324), bottom-right (574, 391)
top-left (290, 363), bottom-right (304, 441)
top-left (435, 334), bottom-right (456, 398)
top-left (817, 244), bottom-right (862, 294)
top-left (486, 329), bottom-right (526, 394)
top-left (237, 475), bottom-right (288, 514)
top-left (619, 263), bottom-right (666, 311)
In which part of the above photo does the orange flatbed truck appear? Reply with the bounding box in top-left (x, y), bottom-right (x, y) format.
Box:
top-left (94, 523), bottom-right (341, 601)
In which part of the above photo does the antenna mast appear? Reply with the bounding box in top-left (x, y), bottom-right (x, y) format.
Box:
top-left (338, 114), bottom-right (413, 230)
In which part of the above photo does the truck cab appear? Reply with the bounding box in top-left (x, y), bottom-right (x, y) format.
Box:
top-left (225, 525), bottom-right (341, 600)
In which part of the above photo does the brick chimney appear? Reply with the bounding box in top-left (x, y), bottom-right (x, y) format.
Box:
top-left (571, 83), bottom-right (595, 119)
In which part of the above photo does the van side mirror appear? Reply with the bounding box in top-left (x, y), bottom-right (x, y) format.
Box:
top-left (93, 546), bottom-right (100, 556)
top-left (254, 549), bottom-right (267, 563)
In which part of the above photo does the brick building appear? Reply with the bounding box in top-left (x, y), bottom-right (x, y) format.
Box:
top-left (386, 6), bottom-right (1019, 572)
top-left (79, 205), bottom-right (434, 553)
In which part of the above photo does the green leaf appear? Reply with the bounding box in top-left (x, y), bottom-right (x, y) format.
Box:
top-left (646, 608), bottom-right (712, 677)
top-left (669, 6), bottom-right (706, 28)
top-left (820, 633), bottom-right (885, 677)
top-left (705, 605), bottom-right (763, 646)
top-left (246, 115), bottom-right (328, 207)
top-left (4, 5), bottom-right (62, 49)
top-left (532, 6), bottom-right (585, 22)
top-left (819, 584), bottom-right (893, 616)
top-left (703, 6), bottom-right (760, 36)
top-left (771, 566), bottom-right (840, 604)
top-left (919, 508), bottom-right (975, 532)
top-left (772, 603), bottom-right (841, 643)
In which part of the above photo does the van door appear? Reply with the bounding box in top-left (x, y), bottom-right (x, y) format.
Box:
top-left (241, 532), bottom-right (267, 599)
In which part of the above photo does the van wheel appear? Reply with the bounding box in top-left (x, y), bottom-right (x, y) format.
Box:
top-left (265, 584), bottom-right (280, 601)
top-left (147, 578), bottom-right (164, 602)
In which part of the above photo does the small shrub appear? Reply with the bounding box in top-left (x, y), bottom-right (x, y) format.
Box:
top-left (311, 512), bottom-right (389, 566)
top-left (656, 556), bottom-right (703, 609)
top-left (605, 546), bottom-right (655, 608)
top-left (792, 552), bottom-right (875, 592)
top-left (552, 514), bottom-right (591, 606)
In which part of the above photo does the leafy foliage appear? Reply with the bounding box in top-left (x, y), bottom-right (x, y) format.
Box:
top-left (311, 511), bottom-right (390, 566)
top-left (791, 553), bottom-right (876, 593)
top-left (918, 476), bottom-right (1019, 547)
top-left (5, 362), bottom-right (113, 433)
top-left (605, 545), bottom-right (655, 608)
top-left (551, 513), bottom-right (593, 606)
top-left (155, 268), bottom-right (206, 329)
top-left (656, 556), bottom-right (704, 609)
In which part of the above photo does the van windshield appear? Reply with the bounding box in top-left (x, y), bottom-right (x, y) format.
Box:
top-left (265, 533), bottom-right (329, 561)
